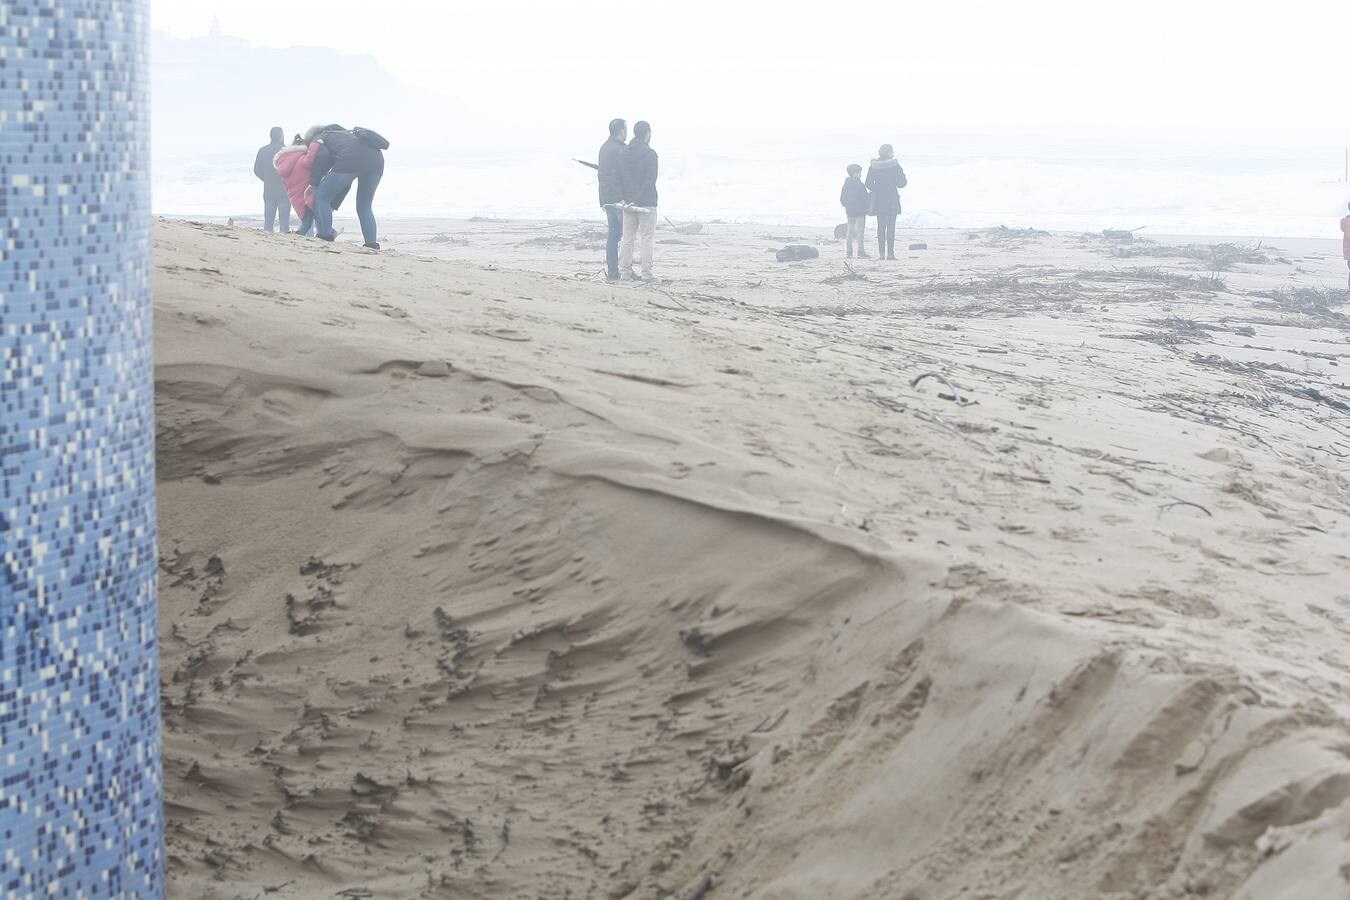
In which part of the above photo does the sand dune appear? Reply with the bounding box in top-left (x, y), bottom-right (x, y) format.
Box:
top-left (155, 219), bottom-right (1350, 899)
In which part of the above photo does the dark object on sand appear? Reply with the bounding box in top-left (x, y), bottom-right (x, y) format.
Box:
top-left (911, 371), bottom-right (974, 406)
top-left (574, 158), bottom-right (600, 171)
top-left (1102, 228), bottom-right (1146, 242)
top-left (834, 223), bottom-right (849, 239)
top-left (776, 245), bottom-right (819, 262)
top-left (683, 874), bottom-right (715, 900)
top-left (909, 242), bottom-right (928, 251)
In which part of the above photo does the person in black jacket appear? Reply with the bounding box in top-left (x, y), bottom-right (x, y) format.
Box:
top-left (254, 127), bottom-right (289, 233)
top-left (597, 118), bottom-right (628, 281)
top-left (308, 124), bottom-right (386, 250)
top-left (618, 121), bottom-right (659, 280)
top-left (840, 164), bottom-right (871, 259)
top-left (865, 144), bottom-right (907, 260)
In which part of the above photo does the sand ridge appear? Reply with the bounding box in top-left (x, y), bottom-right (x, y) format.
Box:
top-left (154, 219), bottom-right (1350, 898)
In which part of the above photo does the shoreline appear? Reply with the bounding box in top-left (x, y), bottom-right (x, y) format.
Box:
top-left (157, 213), bottom-right (1348, 257)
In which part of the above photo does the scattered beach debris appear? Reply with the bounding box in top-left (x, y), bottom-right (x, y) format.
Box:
top-left (1160, 500), bottom-right (1213, 517)
top-left (1076, 268), bottom-right (1227, 292)
top-left (967, 225), bottom-right (1048, 246)
top-left (911, 372), bottom-right (974, 406)
top-left (1251, 285), bottom-right (1346, 319)
top-left (909, 242), bottom-right (928, 251)
top-left (821, 262), bottom-right (868, 284)
top-left (1088, 466), bottom-right (1155, 496)
top-left (650, 290), bottom-right (691, 311)
top-left (1109, 240), bottom-right (1276, 270)
top-left (664, 217), bottom-right (703, 235)
top-left (519, 229), bottom-right (605, 249)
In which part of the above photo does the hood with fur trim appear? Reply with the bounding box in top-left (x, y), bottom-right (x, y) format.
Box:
top-left (869, 157), bottom-right (901, 169)
top-left (273, 144), bottom-right (308, 167)
top-left (273, 140), bottom-right (323, 216)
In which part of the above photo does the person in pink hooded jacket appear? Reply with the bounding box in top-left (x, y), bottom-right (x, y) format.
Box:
top-left (273, 135), bottom-right (322, 236)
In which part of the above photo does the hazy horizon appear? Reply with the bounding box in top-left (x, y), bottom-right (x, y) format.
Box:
top-left (149, 2), bottom-right (1350, 237)
top-left (153, 0), bottom-right (1350, 147)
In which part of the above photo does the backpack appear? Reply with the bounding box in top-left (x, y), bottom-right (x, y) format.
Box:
top-left (352, 126), bottom-right (390, 151)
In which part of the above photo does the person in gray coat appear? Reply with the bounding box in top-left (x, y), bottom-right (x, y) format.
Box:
top-left (597, 118), bottom-right (627, 281)
top-left (618, 120), bottom-right (659, 280)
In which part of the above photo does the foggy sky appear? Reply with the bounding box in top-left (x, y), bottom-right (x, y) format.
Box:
top-left (153, 0), bottom-right (1348, 153)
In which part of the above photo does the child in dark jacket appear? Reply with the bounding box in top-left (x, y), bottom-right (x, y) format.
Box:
top-left (840, 165), bottom-right (870, 258)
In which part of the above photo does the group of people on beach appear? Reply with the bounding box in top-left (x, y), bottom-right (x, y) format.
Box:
top-left (254, 124), bottom-right (388, 250)
top-left (590, 119), bottom-right (911, 277)
top-left (253, 119), bottom-right (1349, 285)
top-left (594, 118), bottom-right (661, 282)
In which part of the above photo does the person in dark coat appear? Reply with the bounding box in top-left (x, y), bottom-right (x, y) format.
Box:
top-left (618, 120), bottom-right (659, 280)
top-left (597, 118), bottom-right (628, 281)
top-left (865, 143), bottom-right (907, 260)
top-left (308, 124), bottom-right (386, 250)
top-left (840, 164), bottom-right (871, 259)
top-left (254, 127), bottom-right (289, 233)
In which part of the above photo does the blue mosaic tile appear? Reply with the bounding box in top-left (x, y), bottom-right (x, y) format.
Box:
top-left (0, 2), bottom-right (162, 897)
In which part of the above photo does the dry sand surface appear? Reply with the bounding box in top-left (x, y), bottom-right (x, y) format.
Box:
top-left (155, 217), bottom-right (1350, 899)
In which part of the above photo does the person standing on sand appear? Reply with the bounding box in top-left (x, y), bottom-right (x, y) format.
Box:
top-left (840, 164), bottom-right (871, 259)
top-left (254, 126), bottom-right (290, 233)
top-left (1341, 202), bottom-right (1350, 290)
top-left (273, 135), bottom-right (323, 237)
top-left (309, 124), bottom-right (387, 250)
top-left (598, 118), bottom-right (628, 282)
top-left (619, 121), bottom-right (659, 281)
top-left (865, 144), bottom-right (907, 260)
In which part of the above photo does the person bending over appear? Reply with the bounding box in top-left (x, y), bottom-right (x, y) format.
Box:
top-left (309, 124), bottom-right (387, 250)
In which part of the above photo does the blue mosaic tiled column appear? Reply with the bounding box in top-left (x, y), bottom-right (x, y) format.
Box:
top-left (1, 2), bottom-right (163, 898)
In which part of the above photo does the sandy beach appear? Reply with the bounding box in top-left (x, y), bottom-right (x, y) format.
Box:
top-left (154, 217), bottom-right (1350, 899)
